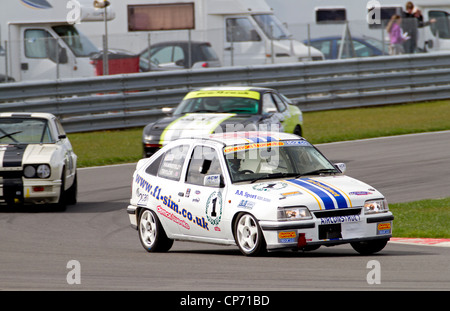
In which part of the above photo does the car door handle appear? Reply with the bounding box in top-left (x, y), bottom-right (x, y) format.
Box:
top-left (178, 192), bottom-right (184, 197)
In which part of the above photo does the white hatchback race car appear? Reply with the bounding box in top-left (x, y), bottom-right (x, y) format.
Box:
top-left (127, 131), bottom-right (394, 256)
top-left (0, 113), bottom-right (77, 209)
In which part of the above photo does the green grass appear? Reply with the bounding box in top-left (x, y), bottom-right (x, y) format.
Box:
top-left (302, 100), bottom-right (450, 143)
top-left (389, 198), bottom-right (450, 238)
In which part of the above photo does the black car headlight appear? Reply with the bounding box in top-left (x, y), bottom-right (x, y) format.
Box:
top-left (24, 164), bottom-right (51, 179)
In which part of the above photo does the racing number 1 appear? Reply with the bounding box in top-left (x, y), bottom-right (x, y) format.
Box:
top-left (211, 197), bottom-right (217, 217)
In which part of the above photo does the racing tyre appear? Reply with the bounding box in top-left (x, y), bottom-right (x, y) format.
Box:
top-left (138, 209), bottom-right (173, 252)
top-left (351, 238), bottom-right (389, 255)
top-left (234, 213), bottom-right (266, 256)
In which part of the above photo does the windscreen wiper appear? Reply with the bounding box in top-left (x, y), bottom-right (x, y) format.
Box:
top-left (302, 168), bottom-right (338, 176)
top-left (0, 130), bottom-right (22, 142)
top-left (249, 172), bottom-right (302, 183)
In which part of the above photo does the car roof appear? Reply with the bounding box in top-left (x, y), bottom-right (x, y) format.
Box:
top-left (197, 86), bottom-right (275, 93)
top-left (0, 112), bottom-right (56, 120)
top-left (183, 86), bottom-right (277, 100)
top-left (180, 131), bottom-right (303, 147)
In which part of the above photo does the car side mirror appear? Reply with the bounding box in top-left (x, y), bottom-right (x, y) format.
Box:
top-left (204, 174), bottom-right (224, 188)
top-left (334, 163), bottom-right (346, 173)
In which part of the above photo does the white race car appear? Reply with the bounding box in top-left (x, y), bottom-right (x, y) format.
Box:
top-left (0, 113), bottom-right (77, 209)
top-left (127, 131), bottom-right (393, 256)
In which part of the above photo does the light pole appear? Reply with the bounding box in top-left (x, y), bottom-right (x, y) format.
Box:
top-left (93, 0), bottom-right (111, 75)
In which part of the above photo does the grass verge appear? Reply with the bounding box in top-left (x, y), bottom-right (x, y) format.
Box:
top-left (389, 197), bottom-right (450, 238)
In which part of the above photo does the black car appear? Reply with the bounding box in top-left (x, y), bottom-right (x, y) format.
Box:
top-left (139, 41), bottom-right (221, 71)
top-left (142, 86), bottom-right (303, 157)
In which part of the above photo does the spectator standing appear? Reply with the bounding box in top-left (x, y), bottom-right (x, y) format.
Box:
top-left (387, 14), bottom-right (408, 55)
top-left (403, 1), bottom-right (436, 53)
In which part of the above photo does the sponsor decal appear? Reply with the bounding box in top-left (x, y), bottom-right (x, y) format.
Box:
top-left (320, 215), bottom-right (361, 225)
top-left (184, 90), bottom-right (260, 100)
top-left (377, 222), bottom-right (392, 235)
top-left (237, 200), bottom-right (255, 209)
top-left (284, 140), bottom-right (311, 146)
top-left (278, 231), bottom-right (297, 243)
top-left (157, 206), bottom-right (190, 230)
top-left (134, 174), bottom-right (209, 231)
top-left (224, 141), bottom-right (284, 154)
top-left (235, 190), bottom-right (271, 202)
top-left (279, 191), bottom-right (302, 199)
top-left (252, 182), bottom-right (288, 192)
top-left (349, 191), bottom-right (373, 196)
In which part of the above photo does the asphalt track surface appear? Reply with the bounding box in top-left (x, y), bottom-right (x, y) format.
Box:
top-left (0, 131), bottom-right (449, 291)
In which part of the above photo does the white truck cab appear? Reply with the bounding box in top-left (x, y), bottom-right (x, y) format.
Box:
top-left (0, 0), bottom-right (114, 82)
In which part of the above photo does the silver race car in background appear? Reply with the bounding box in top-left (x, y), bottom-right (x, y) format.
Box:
top-left (0, 113), bottom-right (77, 210)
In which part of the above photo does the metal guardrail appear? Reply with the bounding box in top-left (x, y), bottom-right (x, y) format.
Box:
top-left (1, 52), bottom-right (450, 133)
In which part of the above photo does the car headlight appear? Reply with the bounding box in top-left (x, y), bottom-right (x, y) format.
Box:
top-left (23, 164), bottom-right (51, 179)
top-left (364, 199), bottom-right (389, 214)
top-left (278, 206), bottom-right (312, 221)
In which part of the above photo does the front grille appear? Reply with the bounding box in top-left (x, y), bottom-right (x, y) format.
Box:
top-left (313, 208), bottom-right (361, 218)
top-left (0, 170), bottom-right (23, 178)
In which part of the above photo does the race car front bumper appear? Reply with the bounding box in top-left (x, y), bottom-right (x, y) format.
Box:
top-left (259, 212), bottom-right (394, 251)
top-left (0, 176), bottom-right (62, 205)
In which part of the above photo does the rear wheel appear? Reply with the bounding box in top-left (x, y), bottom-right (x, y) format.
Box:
top-left (138, 209), bottom-right (173, 252)
top-left (234, 213), bottom-right (266, 256)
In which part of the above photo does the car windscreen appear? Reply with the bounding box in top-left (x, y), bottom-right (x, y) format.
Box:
top-left (173, 97), bottom-right (259, 115)
top-left (0, 118), bottom-right (54, 144)
top-left (223, 141), bottom-right (338, 183)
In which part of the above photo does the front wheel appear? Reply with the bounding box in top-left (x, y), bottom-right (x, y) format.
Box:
top-left (351, 239), bottom-right (389, 255)
top-left (234, 213), bottom-right (266, 256)
top-left (138, 209), bottom-right (173, 252)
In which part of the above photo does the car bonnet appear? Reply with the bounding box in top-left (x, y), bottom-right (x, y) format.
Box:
top-left (156, 113), bottom-right (262, 145)
top-left (233, 175), bottom-right (383, 212)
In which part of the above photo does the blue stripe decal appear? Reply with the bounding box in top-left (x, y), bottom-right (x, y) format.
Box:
top-left (304, 178), bottom-right (349, 209)
top-left (288, 179), bottom-right (336, 210)
top-left (248, 136), bottom-right (276, 143)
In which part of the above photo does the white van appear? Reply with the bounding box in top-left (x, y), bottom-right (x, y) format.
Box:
top-left (77, 0), bottom-right (324, 67)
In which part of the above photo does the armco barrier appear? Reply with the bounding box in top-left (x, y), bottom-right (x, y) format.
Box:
top-left (1, 52), bottom-right (450, 133)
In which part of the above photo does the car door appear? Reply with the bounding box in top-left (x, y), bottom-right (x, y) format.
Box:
top-left (145, 144), bottom-right (190, 235)
top-left (261, 92), bottom-right (284, 129)
top-left (224, 17), bottom-right (266, 66)
top-left (21, 27), bottom-right (72, 80)
top-left (177, 144), bottom-right (231, 241)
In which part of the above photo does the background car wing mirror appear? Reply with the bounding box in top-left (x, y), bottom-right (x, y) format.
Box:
top-left (334, 162), bottom-right (346, 173)
top-left (204, 174), bottom-right (224, 188)
top-left (161, 107), bottom-right (174, 115)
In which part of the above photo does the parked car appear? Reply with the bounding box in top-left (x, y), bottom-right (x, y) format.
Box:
top-left (142, 86), bottom-right (303, 157)
top-left (0, 112), bottom-right (77, 210)
top-left (304, 36), bottom-right (389, 59)
top-left (128, 131), bottom-right (393, 256)
top-left (139, 41), bottom-right (221, 71)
